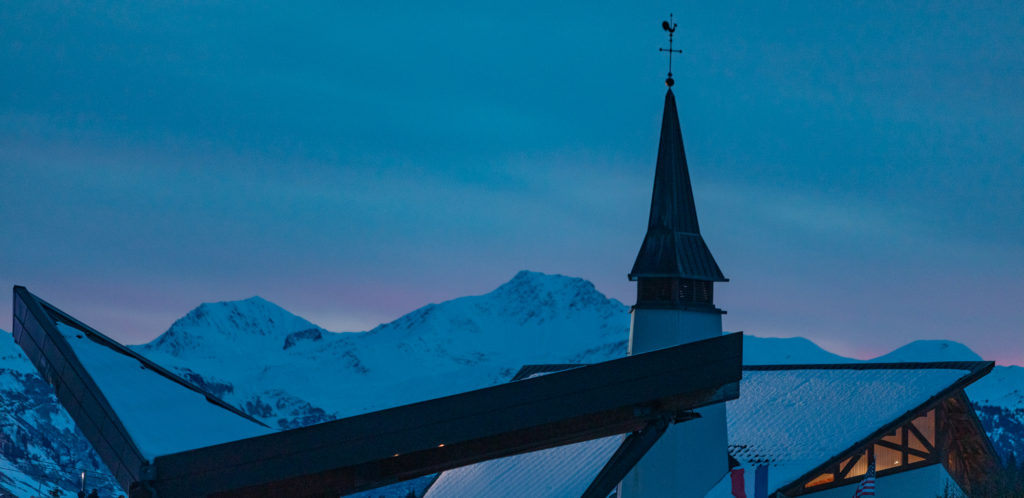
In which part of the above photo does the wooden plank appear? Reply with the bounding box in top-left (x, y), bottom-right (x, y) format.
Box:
top-left (874, 439), bottom-right (929, 458)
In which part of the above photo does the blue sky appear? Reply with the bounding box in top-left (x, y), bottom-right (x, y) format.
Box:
top-left (2, 1), bottom-right (1022, 364)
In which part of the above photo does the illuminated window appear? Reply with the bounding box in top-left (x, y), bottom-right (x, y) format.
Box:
top-left (798, 405), bottom-right (947, 494)
top-left (838, 456), bottom-right (851, 470)
top-left (908, 430), bottom-right (929, 453)
top-left (848, 450), bottom-right (870, 478)
top-left (875, 444), bottom-right (902, 471)
top-left (912, 409), bottom-right (935, 446)
top-left (804, 473), bottom-right (834, 488)
top-left (881, 429), bottom-right (900, 445)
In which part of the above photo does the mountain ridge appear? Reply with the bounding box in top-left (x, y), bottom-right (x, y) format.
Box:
top-left (143, 296), bottom-right (324, 357)
top-left (1, 271), bottom-right (1022, 496)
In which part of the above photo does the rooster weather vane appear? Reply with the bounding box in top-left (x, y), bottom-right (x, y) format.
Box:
top-left (659, 14), bottom-right (681, 87)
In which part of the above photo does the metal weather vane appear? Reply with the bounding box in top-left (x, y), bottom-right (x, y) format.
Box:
top-left (659, 14), bottom-right (681, 87)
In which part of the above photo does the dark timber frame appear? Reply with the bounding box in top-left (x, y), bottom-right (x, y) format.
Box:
top-left (11, 286), bottom-right (742, 498)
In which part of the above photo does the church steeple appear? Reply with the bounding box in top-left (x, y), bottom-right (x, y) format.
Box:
top-left (630, 89), bottom-right (725, 282)
top-left (629, 89), bottom-right (725, 309)
top-left (619, 20), bottom-right (732, 498)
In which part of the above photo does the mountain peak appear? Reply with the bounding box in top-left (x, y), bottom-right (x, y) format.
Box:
top-left (503, 270), bottom-right (572, 287)
top-left (743, 336), bottom-right (857, 365)
top-left (870, 340), bottom-right (983, 363)
top-left (142, 296), bottom-right (321, 357)
top-left (494, 271), bottom-right (605, 300)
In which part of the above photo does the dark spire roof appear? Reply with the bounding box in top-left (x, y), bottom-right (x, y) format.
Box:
top-left (629, 89), bottom-right (726, 282)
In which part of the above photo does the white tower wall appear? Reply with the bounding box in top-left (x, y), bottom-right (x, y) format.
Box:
top-left (627, 309), bottom-right (722, 354)
top-left (619, 307), bottom-right (728, 498)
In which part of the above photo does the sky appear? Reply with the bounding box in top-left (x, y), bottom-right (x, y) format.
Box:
top-left (1, 2), bottom-right (1022, 365)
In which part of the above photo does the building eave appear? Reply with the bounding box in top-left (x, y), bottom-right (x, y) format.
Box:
top-left (772, 361), bottom-right (995, 497)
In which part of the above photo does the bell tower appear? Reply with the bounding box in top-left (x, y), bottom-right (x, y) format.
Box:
top-left (619, 16), bottom-right (729, 498)
top-left (627, 87), bottom-right (727, 352)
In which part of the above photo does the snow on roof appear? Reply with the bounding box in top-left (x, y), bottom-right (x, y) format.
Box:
top-left (56, 322), bottom-right (274, 459)
top-left (422, 364), bottom-right (986, 498)
top-left (424, 435), bottom-right (623, 498)
top-left (708, 364), bottom-right (985, 497)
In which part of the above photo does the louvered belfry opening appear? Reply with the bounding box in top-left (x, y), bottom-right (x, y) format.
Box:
top-left (637, 277), bottom-right (713, 308)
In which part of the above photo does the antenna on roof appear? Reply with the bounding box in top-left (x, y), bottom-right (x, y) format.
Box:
top-left (659, 14), bottom-right (681, 87)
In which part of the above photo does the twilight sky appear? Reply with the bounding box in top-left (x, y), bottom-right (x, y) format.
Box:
top-left (1, 2), bottom-right (1022, 365)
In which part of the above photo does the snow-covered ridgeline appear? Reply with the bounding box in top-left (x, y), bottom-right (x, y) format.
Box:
top-left (0, 271), bottom-right (1022, 496)
top-left (137, 271), bottom-right (631, 422)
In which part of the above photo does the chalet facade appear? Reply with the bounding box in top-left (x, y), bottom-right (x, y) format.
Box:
top-left (784, 387), bottom-right (995, 497)
top-left (716, 363), bottom-right (998, 498)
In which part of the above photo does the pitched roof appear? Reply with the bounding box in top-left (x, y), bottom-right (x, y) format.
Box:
top-left (425, 435), bottom-right (624, 497)
top-left (423, 364), bottom-right (622, 496)
top-left (53, 320), bottom-right (275, 459)
top-left (12, 286), bottom-right (275, 489)
top-left (707, 362), bottom-right (992, 497)
top-left (630, 89), bottom-right (725, 282)
top-left (423, 363), bottom-right (993, 498)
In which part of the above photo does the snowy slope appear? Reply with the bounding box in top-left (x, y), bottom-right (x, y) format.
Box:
top-left (970, 365), bottom-right (1024, 411)
top-left (2, 272), bottom-right (1023, 496)
top-left (145, 296), bottom-right (324, 358)
top-left (56, 322), bottom-right (273, 459)
top-left (742, 336), bottom-right (856, 364)
top-left (967, 365), bottom-right (1024, 462)
top-left (133, 273), bottom-right (1024, 467)
top-left (870, 340), bottom-right (984, 363)
top-left (137, 271), bottom-right (630, 422)
top-left (0, 330), bottom-right (120, 498)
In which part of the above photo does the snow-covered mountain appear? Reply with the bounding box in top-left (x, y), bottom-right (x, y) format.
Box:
top-left (741, 336), bottom-right (856, 364)
top-left (138, 271), bottom-right (630, 424)
top-left (1, 271), bottom-right (1021, 496)
top-left (144, 296), bottom-right (324, 358)
top-left (869, 340), bottom-right (984, 363)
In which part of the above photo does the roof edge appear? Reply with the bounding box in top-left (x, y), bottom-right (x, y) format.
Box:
top-left (627, 272), bottom-right (729, 282)
top-left (744, 361), bottom-right (993, 373)
top-left (774, 360), bottom-right (995, 496)
top-left (23, 287), bottom-right (269, 428)
top-left (12, 286), bottom-right (148, 488)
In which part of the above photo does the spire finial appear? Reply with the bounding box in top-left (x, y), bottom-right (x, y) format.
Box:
top-left (659, 14), bottom-right (681, 87)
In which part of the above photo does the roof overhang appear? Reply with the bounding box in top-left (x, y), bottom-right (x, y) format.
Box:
top-left (12, 286), bottom-right (742, 497)
top-left (760, 362), bottom-right (996, 497)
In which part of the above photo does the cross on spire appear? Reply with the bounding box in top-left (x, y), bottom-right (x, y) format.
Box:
top-left (659, 14), bottom-right (682, 87)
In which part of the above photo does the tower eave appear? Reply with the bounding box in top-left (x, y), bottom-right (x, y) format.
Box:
top-left (629, 230), bottom-right (727, 282)
top-left (628, 273), bottom-right (730, 283)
